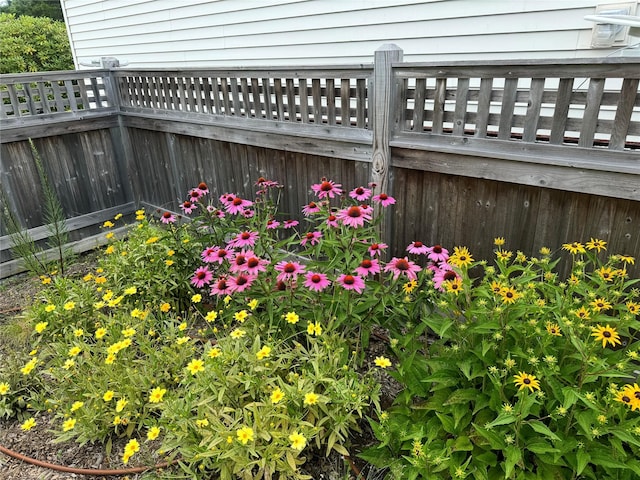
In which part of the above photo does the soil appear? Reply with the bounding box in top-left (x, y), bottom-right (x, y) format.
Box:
top-left (0, 252), bottom-right (399, 480)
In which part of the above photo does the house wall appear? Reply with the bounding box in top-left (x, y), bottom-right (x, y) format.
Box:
top-left (61, 0), bottom-right (640, 70)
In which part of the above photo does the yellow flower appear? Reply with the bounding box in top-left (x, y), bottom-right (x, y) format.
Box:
top-left (303, 392), bottom-right (319, 406)
top-left (205, 311), bottom-right (218, 322)
top-left (103, 390), bottom-right (114, 401)
top-left (116, 398), bottom-right (128, 412)
top-left (191, 294), bottom-right (202, 303)
top-left (103, 220), bottom-right (114, 228)
top-left (71, 401), bottom-right (84, 412)
top-left (135, 209), bottom-right (145, 216)
top-left (623, 384), bottom-right (640, 411)
top-left (234, 310), bottom-right (249, 323)
top-left (20, 417), bottom-right (37, 431)
top-left (496, 249), bottom-right (513, 262)
top-left (494, 237), bottom-right (506, 246)
top-left (449, 246), bottom-right (474, 268)
top-left (574, 306), bottom-right (591, 320)
top-left (63, 301), bottom-right (75, 311)
top-left (114, 213), bottom-right (123, 220)
top-left (619, 255), bottom-right (635, 265)
top-left (68, 346), bottom-right (81, 357)
top-left (374, 356), bottom-right (392, 368)
top-left (167, 249), bottom-right (175, 256)
top-left (165, 260), bottom-right (174, 266)
top-left (186, 358), bottom-right (205, 375)
top-left (445, 277), bottom-right (463, 295)
top-left (124, 286), bottom-right (137, 295)
top-left (596, 266), bottom-right (615, 282)
top-left (562, 242), bottom-right (585, 255)
top-left (307, 321), bottom-right (322, 336)
top-left (95, 327), bottom-right (107, 339)
top-left (207, 347), bottom-right (221, 359)
top-left (122, 438), bottom-right (140, 464)
top-left (248, 299), bottom-right (258, 310)
top-left (236, 426), bottom-right (254, 445)
top-left (62, 418), bottom-right (76, 431)
top-left (256, 346), bottom-right (271, 360)
top-left (499, 286), bottom-right (521, 304)
top-left (289, 431), bottom-right (307, 451)
top-left (105, 246), bottom-right (115, 255)
top-left (513, 372), bottom-right (541, 393)
top-left (145, 236), bottom-right (159, 244)
top-left (591, 325), bottom-right (622, 349)
top-left (160, 303), bottom-right (171, 313)
top-left (73, 329), bottom-right (84, 337)
top-left (105, 353), bottom-right (116, 365)
top-left (270, 387), bottom-right (285, 404)
top-left (105, 232), bottom-right (114, 240)
top-left (148, 387), bottom-right (167, 403)
top-left (40, 276), bottom-right (52, 285)
top-left (230, 329), bottom-right (246, 339)
top-left (196, 418), bottom-right (209, 428)
top-left (176, 337), bottom-right (189, 345)
top-left (539, 246), bottom-right (551, 255)
top-left (586, 238), bottom-right (607, 252)
top-left (545, 322), bottom-right (562, 337)
top-left (614, 389), bottom-right (634, 408)
top-left (44, 304), bottom-right (56, 312)
top-left (590, 298), bottom-right (611, 312)
top-left (0, 382), bottom-right (10, 395)
top-left (35, 321), bottom-right (48, 333)
top-left (402, 280), bottom-right (418, 294)
top-left (626, 301), bottom-right (640, 315)
top-left (21, 358), bottom-right (37, 375)
top-left (284, 311), bottom-right (300, 324)
top-left (178, 322), bottom-right (187, 331)
top-left (147, 426), bottom-right (161, 441)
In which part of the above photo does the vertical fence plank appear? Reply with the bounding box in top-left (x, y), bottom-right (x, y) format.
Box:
top-left (432, 78), bottom-right (446, 134)
top-left (211, 77), bottom-right (222, 114)
top-left (22, 84), bottom-right (37, 115)
top-left (452, 77), bottom-right (469, 136)
top-left (273, 78), bottom-right (285, 121)
top-left (498, 78), bottom-right (518, 140)
top-left (356, 78), bottom-right (367, 128)
top-left (77, 79), bottom-right (91, 110)
top-left (239, 78), bottom-right (250, 116)
top-left (230, 78), bottom-right (242, 116)
top-left (193, 77), bottom-right (203, 113)
top-left (311, 78), bottom-right (322, 124)
top-left (90, 77), bottom-right (102, 108)
top-left (475, 77), bottom-right (493, 137)
top-left (262, 78), bottom-right (273, 120)
top-left (550, 78), bottom-right (574, 144)
top-left (578, 78), bottom-right (605, 148)
top-left (286, 78), bottom-right (296, 121)
top-left (251, 78), bottom-right (262, 117)
top-left (220, 77), bottom-right (231, 115)
top-left (299, 79), bottom-right (309, 123)
top-left (411, 78), bottom-right (426, 132)
top-left (38, 81), bottom-right (52, 113)
top-left (201, 77), bottom-right (213, 114)
top-left (340, 79), bottom-right (350, 126)
top-left (522, 78), bottom-right (545, 142)
top-left (610, 78), bottom-right (639, 150)
top-left (326, 78), bottom-right (336, 125)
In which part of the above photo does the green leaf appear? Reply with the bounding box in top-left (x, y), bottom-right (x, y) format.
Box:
top-left (484, 413), bottom-right (516, 429)
top-left (525, 440), bottom-right (559, 454)
top-left (436, 412), bottom-right (455, 434)
top-left (528, 420), bottom-right (560, 441)
top-left (504, 445), bottom-right (522, 479)
top-left (610, 427), bottom-right (640, 448)
top-left (576, 450), bottom-right (590, 476)
top-left (452, 435), bottom-right (473, 451)
top-left (444, 388), bottom-right (479, 405)
top-left (562, 387), bottom-right (579, 410)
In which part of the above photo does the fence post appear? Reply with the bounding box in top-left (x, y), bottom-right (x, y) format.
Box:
top-left (371, 43), bottom-right (403, 248)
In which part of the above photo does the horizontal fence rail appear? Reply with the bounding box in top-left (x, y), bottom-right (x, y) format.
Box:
top-left (113, 67), bottom-right (372, 129)
top-left (0, 70), bottom-right (117, 125)
top-left (394, 58), bottom-right (640, 151)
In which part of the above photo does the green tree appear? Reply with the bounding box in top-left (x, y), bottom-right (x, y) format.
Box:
top-left (0, 0), bottom-right (64, 21)
top-left (0, 13), bottom-right (74, 73)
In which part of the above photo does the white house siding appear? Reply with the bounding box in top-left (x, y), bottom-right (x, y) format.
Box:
top-left (61, 0), bottom-right (640, 69)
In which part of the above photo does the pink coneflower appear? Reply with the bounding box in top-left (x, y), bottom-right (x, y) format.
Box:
top-left (210, 277), bottom-right (233, 296)
top-left (360, 204), bottom-right (373, 216)
top-left (336, 274), bottom-right (366, 294)
top-left (255, 177), bottom-right (280, 188)
top-left (355, 258), bottom-right (381, 277)
top-left (300, 231), bottom-right (322, 247)
top-left (275, 260), bottom-right (306, 283)
top-left (201, 246), bottom-right (217, 262)
top-left (349, 186), bottom-right (372, 202)
top-left (181, 200), bottom-right (197, 214)
top-left (229, 251), bottom-right (250, 273)
top-left (161, 211), bottom-right (176, 224)
top-left (304, 271), bottom-right (331, 292)
top-left (242, 209), bottom-right (255, 218)
top-left (188, 189), bottom-right (203, 202)
top-left (407, 241), bottom-right (429, 255)
top-left (372, 193), bottom-right (396, 207)
top-left (384, 257), bottom-right (422, 281)
top-left (368, 242), bottom-right (388, 257)
top-left (433, 265), bottom-right (460, 291)
top-left (245, 254), bottom-right (270, 275)
top-left (206, 246), bottom-right (232, 264)
top-left (228, 273), bottom-right (256, 293)
top-left (191, 266), bottom-right (213, 288)
top-left (326, 214), bottom-right (339, 228)
top-left (196, 182), bottom-right (209, 195)
top-left (337, 206), bottom-right (372, 228)
top-left (427, 245), bottom-right (449, 263)
top-left (311, 178), bottom-right (343, 199)
top-left (228, 231), bottom-right (259, 249)
top-left (302, 202), bottom-right (321, 216)
top-left (283, 219), bottom-right (299, 229)
top-left (219, 193), bottom-right (235, 207)
top-left (266, 219), bottom-right (280, 229)
top-left (225, 196), bottom-right (253, 215)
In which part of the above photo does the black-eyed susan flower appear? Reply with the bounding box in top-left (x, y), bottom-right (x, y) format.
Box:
top-left (449, 246), bottom-right (474, 268)
top-left (494, 237), bottom-right (506, 246)
top-left (586, 238), bottom-right (607, 252)
top-left (513, 371), bottom-right (541, 393)
top-left (590, 298), bottom-right (611, 312)
top-left (562, 242), bottom-right (585, 255)
top-left (623, 384), bottom-right (640, 411)
top-left (574, 306), bottom-right (591, 320)
top-left (545, 322), bottom-right (562, 337)
top-left (591, 324), bottom-right (622, 348)
top-left (627, 301), bottom-right (640, 315)
top-left (445, 277), bottom-right (463, 295)
top-left (500, 286), bottom-right (521, 304)
top-left (596, 266), bottom-right (615, 282)
top-left (614, 389), bottom-right (634, 408)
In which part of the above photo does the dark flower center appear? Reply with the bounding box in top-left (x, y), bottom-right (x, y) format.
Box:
top-left (361, 259), bottom-right (372, 268)
top-left (506, 292), bottom-right (513, 298)
top-left (523, 378), bottom-right (531, 384)
top-left (355, 187), bottom-right (364, 194)
top-left (183, 201), bottom-right (192, 208)
top-left (379, 193), bottom-right (388, 200)
top-left (247, 258), bottom-right (259, 268)
top-left (284, 263), bottom-right (296, 273)
top-left (623, 395), bottom-right (630, 403)
top-left (311, 274), bottom-right (322, 283)
top-left (232, 197), bottom-right (243, 206)
top-left (343, 275), bottom-right (355, 285)
top-left (320, 181), bottom-right (333, 191)
top-left (235, 255), bottom-right (246, 265)
top-left (444, 271), bottom-right (457, 281)
top-left (241, 232), bottom-right (251, 239)
top-left (162, 212), bottom-right (172, 219)
top-left (635, 392), bottom-right (640, 400)
top-left (370, 243), bottom-right (379, 250)
top-left (308, 202), bottom-right (317, 208)
top-left (306, 233), bottom-right (315, 239)
top-left (197, 272), bottom-right (206, 279)
top-left (217, 280), bottom-right (227, 289)
top-left (395, 259), bottom-right (409, 271)
top-left (217, 249), bottom-right (228, 257)
top-left (328, 215), bottom-right (336, 221)
top-left (414, 241), bottom-right (423, 248)
top-left (198, 182), bottom-right (207, 190)
top-left (433, 245), bottom-right (442, 253)
top-left (276, 281), bottom-right (287, 291)
top-left (347, 206), bottom-right (362, 218)
top-left (235, 276), bottom-right (248, 286)
top-left (603, 331), bottom-right (611, 338)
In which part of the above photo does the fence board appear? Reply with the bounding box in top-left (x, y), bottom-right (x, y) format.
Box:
top-left (611, 78), bottom-right (640, 150)
top-left (579, 78), bottom-right (605, 148)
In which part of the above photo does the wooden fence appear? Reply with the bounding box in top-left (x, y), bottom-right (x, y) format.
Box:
top-left (1, 46), bottom-right (639, 278)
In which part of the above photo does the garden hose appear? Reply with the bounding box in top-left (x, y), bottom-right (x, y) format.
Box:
top-left (0, 443), bottom-right (177, 476)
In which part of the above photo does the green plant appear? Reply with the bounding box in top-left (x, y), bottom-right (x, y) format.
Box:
top-left (361, 240), bottom-right (640, 479)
